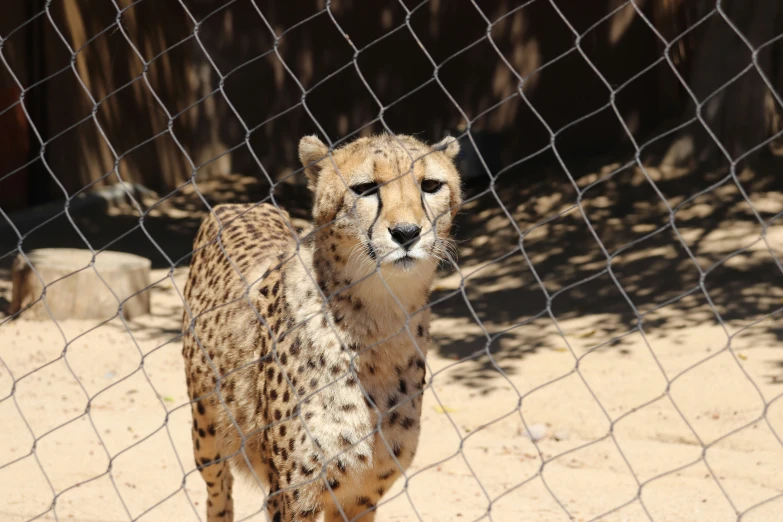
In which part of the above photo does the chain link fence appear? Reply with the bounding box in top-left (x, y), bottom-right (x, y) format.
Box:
top-left (1, 1), bottom-right (783, 521)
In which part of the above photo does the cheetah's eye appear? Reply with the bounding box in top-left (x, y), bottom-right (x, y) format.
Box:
top-left (420, 179), bottom-right (443, 194)
top-left (350, 182), bottom-right (379, 197)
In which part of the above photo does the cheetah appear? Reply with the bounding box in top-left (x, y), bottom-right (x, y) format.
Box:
top-left (181, 133), bottom-right (462, 522)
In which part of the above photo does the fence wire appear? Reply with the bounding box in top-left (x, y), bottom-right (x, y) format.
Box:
top-left (1, 0), bottom-right (783, 521)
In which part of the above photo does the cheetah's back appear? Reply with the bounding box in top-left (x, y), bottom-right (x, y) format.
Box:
top-left (181, 202), bottom-right (296, 419)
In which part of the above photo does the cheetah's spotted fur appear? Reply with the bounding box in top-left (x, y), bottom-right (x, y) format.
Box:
top-left (182, 134), bottom-right (462, 521)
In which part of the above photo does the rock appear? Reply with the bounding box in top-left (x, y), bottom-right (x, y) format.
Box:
top-left (10, 248), bottom-right (151, 321)
top-left (523, 424), bottom-right (548, 442)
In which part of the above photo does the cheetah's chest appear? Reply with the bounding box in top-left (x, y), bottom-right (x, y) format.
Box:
top-left (313, 361), bottom-right (425, 503)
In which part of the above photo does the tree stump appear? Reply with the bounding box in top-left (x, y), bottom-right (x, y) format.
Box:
top-left (10, 248), bottom-right (152, 322)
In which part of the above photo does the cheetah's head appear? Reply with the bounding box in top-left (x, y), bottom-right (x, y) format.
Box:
top-left (298, 133), bottom-right (462, 278)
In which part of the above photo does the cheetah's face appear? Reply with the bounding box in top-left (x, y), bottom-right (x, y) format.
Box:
top-left (299, 134), bottom-right (462, 274)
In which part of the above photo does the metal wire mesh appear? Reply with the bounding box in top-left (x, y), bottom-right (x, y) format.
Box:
top-left (1, 0), bottom-right (783, 521)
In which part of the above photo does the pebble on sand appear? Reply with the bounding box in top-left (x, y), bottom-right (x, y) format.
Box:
top-left (523, 424), bottom-right (548, 441)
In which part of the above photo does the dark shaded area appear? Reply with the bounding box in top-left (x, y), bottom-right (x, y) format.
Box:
top-left (3, 151), bottom-right (782, 390)
top-left (0, 0), bottom-right (730, 205)
top-left (0, 173), bottom-right (310, 270)
top-left (425, 148), bottom-right (783, 387)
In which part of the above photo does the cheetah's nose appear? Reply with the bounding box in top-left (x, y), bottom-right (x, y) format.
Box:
top-left (389, 224), bottom-right (422, 250)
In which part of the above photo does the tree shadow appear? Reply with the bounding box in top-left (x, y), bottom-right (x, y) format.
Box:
top-left (0, 173), bottom-right (311, 272)
top-left (2, 150), bottom-right (783, 389)
top-left (427, 150), bottom-right (783, 387)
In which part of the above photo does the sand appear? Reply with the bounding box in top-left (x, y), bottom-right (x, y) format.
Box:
top-left (1, 164), bottom-right (783, 521)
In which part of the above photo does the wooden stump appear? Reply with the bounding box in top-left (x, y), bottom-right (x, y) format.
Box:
top-left (10, 248), bottom-right (152, 322)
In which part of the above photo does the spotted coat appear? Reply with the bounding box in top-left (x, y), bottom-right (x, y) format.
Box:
top-left (182, 134), bottom-right (462, 522)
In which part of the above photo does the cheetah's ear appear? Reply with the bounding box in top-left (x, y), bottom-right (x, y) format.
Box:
top-left (433, 135), bottom-right (460, 160)
top-left (298, 135), bottom-right (330, 191)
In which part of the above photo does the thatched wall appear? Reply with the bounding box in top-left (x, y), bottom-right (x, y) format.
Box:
top-left (4, 0), bottom-right (780, 212)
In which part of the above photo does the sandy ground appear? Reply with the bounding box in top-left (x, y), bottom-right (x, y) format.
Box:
top-left (2, 163), bottom-right (783, 521)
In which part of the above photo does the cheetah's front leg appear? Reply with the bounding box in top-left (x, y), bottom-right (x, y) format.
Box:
top-left (323, 497), bottom-right (378, 522)
top-left (191, 402), bottom-right (234, 522)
